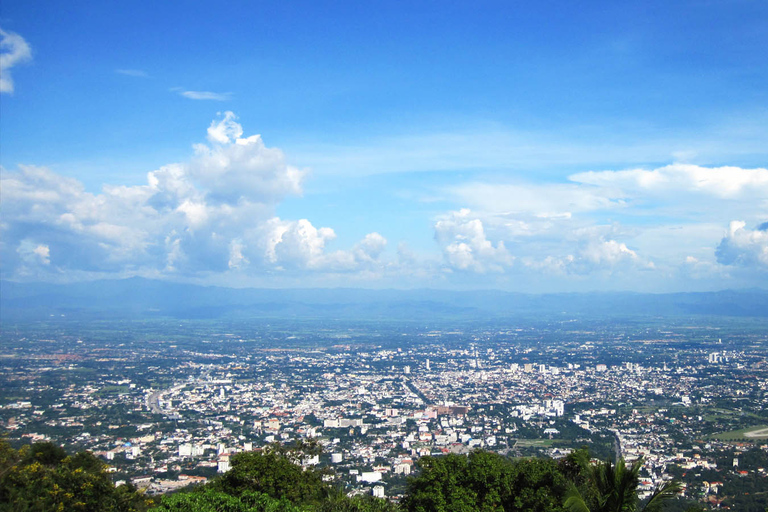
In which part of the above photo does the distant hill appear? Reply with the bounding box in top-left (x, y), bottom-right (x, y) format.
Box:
top-left (1, 278), bottom-right (767, 321)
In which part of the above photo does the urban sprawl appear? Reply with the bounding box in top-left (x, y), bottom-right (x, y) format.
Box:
top-left (1, 318), bottom-right (766, 507)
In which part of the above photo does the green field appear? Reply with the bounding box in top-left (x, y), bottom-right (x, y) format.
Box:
top-left (708, 424), bottom-right (768, 441)
top-left (95, 385), bottom-right (131, 396)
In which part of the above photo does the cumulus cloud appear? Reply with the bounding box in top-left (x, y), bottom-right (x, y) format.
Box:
top-left (259, 219), bottom-right (387, 272)
top-left (434, 209), bottom-right (513, 272)
top-left (440, 162), bottom-right (768, 283)
top-left (715, 221), bottom-right (768, 269)
top-left (207, 111), bottom-right (243, 143)
top-left (432, 209), bottom-right (649, 276)
top-left (17, 240), bottom-right (50, 266)
top-left (522, 236), bottom-right (650, 276)
top-left (193, 112), bottom-right (305, 203)
top-left (264, 218), bottom-right (337, 269)
top-left (0, 28), bottom-right (32, 94)
top-left (0, 113), bottom-right (388, 280)
top-left (579, 239), bottom-right (639, 267)
top-left (354, 233), bottom-right (388, 264)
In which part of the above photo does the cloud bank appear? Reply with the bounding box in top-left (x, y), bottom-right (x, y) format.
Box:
top-left (0, 113), bottom-right (385, 282)
top-left (2, 113), bottom-right (766, 289)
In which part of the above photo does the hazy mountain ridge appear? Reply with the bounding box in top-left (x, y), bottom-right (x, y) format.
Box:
top-left (2, 278), bottom-right (767, 321)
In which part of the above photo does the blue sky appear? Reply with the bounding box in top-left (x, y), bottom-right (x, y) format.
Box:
top-left (1, 0), bottom-right (767, 291)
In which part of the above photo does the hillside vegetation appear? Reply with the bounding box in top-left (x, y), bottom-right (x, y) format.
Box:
top-left (0, 439), bottom-right (702, 512)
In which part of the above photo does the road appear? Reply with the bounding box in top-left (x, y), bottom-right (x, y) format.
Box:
top-left (145, 382), bottom-right (187, 416)
top-left (403, 377), bottom-right (431, 405)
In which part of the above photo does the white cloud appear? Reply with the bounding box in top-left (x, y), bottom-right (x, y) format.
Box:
top-left (192, 112), bottom-right (306, 203)
top-left (228, 239), bottom-right (249, 270)
top-left (260, 219), bottom-right (388, 272)
top-left (0, 114), bottom-right (372, 280)
top-left (570, 163), bottom-right (768, 199)
top-left (17, 240), bottom-right (50, 266)
top-left (431, 209), bottom-right (648, 276)
top-left (354, 233), bottom-right (387, 263)
top-left (447, 182), bottom-right (623, 216)
top-left (207, 111), bottom-right (243, 144)
top-left (0, 28), bottom-right (32, 94)
top-left (448, 164), bottom-right (768, 221)
top-left (179, 90), bottom-right (232, 101)
top-left (715, 221), bottom-right (768, 269)
top-left (439, 162), bottom-right (768, 283)
top-left (5, 107), bottom-right (764, 289)
top-left (522, 237), bottom-right (651, 276)
top-left (165, 233), bottom-right (183, 272)
top-left (264, 218), bottom-right (337, 269)
top-left (176, 199), bottom-right (209, 229)
top-left (434, 209), bottom-right (513, 272)
top-left (579, 239), bottom-right (639, 267)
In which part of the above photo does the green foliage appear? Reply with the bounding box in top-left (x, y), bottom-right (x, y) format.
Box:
top-left (212, 448), bottom-right (331, 506)
top-left (149, 487), bottom-right (306, 512)
top-left (150, 440), bottom-right (399, 512)
top-left (317, 495), bottom-right (400, 512)
top-left (402, 450), bottom-right (569, 512)
top-left (0, 440), bottom-right (152, 512)
top-left (563, 451), bottom-right (681, 512)
top-left (0, 441), bottom-right (686, 512)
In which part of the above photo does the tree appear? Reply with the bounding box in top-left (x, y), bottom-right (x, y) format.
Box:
top-left (317, 495), bottom-right (400, 512)
top-left (402, 451), bottom-right (569, 512)
top-left (0, 440), bottom-right (152, 512)
top-left (564, 451), bottom-right (681, 512)
top-left (149, 487), bottom-right (305, 512)
top-left (212, 448), bottom-right (331, 506)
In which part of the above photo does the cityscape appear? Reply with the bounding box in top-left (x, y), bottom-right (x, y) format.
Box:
top-left (2, 314), bottom-right (766, 509)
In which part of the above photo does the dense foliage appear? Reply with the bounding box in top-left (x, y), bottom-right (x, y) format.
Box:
top-left (148, 488), bottom-right (304, 512)
top-left (0, 440), bottom-right (152, 512)
top-left (563, 451), bottom-right (682, 512)
top-left (1, 440), bottom-right (699, 512)
top-left (402, 451), bottom-right (570, 512)
top-left (148, 442), bottom-right (398, 512)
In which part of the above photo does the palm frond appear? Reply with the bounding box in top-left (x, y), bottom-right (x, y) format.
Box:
top-left (564, 484), bottom-right (592, 512)
top-left (641, 480), bottom-right (683, 512)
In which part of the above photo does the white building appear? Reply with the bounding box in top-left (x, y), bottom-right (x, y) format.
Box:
top-left (358, 471), bottom-right (382, 483)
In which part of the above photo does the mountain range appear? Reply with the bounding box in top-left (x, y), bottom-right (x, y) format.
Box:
top-left (2, 278), bottom-right (768, 321)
